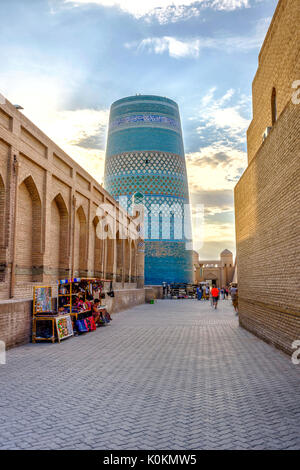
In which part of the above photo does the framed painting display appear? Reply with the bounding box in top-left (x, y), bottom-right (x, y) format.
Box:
top-left (33, 286), bottom-right (52, 314)
top-left (55, 315), bottom-right (74, 341)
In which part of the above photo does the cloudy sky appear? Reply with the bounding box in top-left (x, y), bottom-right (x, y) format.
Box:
top-left (0, 0), bottom-right (278, 259)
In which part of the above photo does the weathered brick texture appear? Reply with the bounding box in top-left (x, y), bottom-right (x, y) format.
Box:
top-left (235, 101), bottom-right (300, 354)
top-left (247, 0), bottom-right (300, 163)
top-left (235, 0), bottom-right (300, 355)
top-left (0, 299), bottom-right (32, 349)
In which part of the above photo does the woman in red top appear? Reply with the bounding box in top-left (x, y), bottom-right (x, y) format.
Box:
top-left (211, 287), bottom-right (220, 309)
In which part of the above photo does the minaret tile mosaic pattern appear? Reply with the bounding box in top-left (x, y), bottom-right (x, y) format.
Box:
top-left (104, 95), bottom-right (193, 285)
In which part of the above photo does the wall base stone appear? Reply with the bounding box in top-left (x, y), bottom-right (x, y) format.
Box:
top-left (107, 288), bottom-right (145, 314)
top-left (145, 287), bottom-right (155, 303)
top-left (147, 285), bottom-right (163, 299)
top-left (0, 299), bottom-right (32, 349)
top-left (238, 298), bottom-right (299, 356)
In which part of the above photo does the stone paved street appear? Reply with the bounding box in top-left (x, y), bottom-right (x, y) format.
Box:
top-left (0, 299), bottom-right (299, 450)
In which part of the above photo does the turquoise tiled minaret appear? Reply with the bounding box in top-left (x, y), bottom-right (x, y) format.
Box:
top-left (104, 95), bottom-right (193, 285)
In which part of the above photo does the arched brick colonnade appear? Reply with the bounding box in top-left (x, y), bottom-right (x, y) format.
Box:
top-left (0, 99), bottom-right (144, 300)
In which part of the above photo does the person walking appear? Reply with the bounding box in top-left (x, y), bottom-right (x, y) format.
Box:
top-left (196, 285), bottom-right (203, 301)
top-left (230, 284), bottom-right (238, 314)
top-left (220, 287), bottom-right (225, 300)
top-left (211, 286), bottom-right (220, 309)
top-left (162, 282), bottom-right (167, 298)
top-left (210, 289), bottom-right (213, 307)
top-left (205, 285), bottom-right (210, 300)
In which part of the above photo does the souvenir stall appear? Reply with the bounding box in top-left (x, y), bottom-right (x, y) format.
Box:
top-left (57, 278), bottom-right (112, 333)
top-left (169, 283), bottom-right (188, 299)
top-left (32, 286), bottom-right (74, 343)
top-left (168, 283), bottom-right (198, 299)
top-left (186, 284), bottom-right (198, 299)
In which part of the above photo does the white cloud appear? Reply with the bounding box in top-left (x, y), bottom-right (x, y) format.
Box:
top-left (144, 5), bottom-right (202, 24)
top-left (189, 186), bottom-right (236, 253)
top-left (186, 87), bottom-right (249, 253)
top-left (201, 106), bottom-right (249, 136)
top-left (64, 0), bottom-right (250, 23)
top-left (44, 109), bottom-right (109, 148)
top-left (205, 206), bottom-right (233, 215)
top-left (0, 72), bottom-right (109, 184)
top-left (211, 0), bottom-right (249, 11)
top-left (38, 108), bottom-right (109, 183)
top-left (186, 143), bottom-right (247, 192)
top-left (64, 0), bottom-right (199, 17)
top-left (191, 87), bottom-right (251, 146)
top-left (192, 210), bottom-right (235, 251)
top-left (130, 36), bottom-right (203, 58)
top-left (201, 87), bottom-right (217, 106)
top-left (35, 108), bottom-right (109, 183)
top-left (255, 15), bottom-right (272, 38)
top-left (202, 221), bottom-right (235, 242)
top-left (125, 27), bottom-right (267, 58)
top-left (218, 88), bottom-right (235, 105)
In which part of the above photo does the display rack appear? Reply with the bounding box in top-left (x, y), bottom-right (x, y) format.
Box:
top-left (57, 277), bottom-right (112, 323)
top-left (32, 286), bottom-right (73, 343)
top-left (168, 283), bottom-right (198, 299)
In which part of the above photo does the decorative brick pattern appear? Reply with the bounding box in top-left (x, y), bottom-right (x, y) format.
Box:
top-left (0, 299), bottom-right (32, 349)
top-left (109, 114), bottom-right (180, 133)
top-left (104, 95), bottom-right (193, 285)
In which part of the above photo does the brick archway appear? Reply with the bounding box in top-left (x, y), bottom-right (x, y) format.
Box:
top-left (124, 238), bottom-right (130, 282)
top-left (92, 216), bottom-right (103, 277)
top-left (74, 205), bottom-right (87, 277)
top-left (130, 240), bottom-right (136, 283)
top-left (16, 175), bottom-right (42, 282)
top-left (50, 193), bottom-right (69, 277)
top-left (0, 174), bottom-right (5, 281)
top-left (116, 231), bottom-right (122, 282)
top-left (104, 225), bottom-right (114, 280)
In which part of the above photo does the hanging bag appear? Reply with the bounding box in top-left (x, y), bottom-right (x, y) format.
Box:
top-left (83, 319), bottom-right (89, 332)
top-left (85, 317), bottom-right (91, 331)
top-left (88, 316), bottom-right (97, 331)
top-left (75, 319), bottom-right (88, 333)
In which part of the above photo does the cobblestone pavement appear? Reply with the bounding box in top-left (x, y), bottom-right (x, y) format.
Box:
top-left (0, 299), bottom-right (299, 450)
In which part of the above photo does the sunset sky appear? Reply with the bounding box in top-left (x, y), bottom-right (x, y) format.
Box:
top-left (0, 0), bottom-right (278, 259)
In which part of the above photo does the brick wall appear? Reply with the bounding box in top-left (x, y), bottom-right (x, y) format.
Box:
top-left (107, 288), bottom-right (146, 313)
top-left (0, 299), bottom-right (32, 349)
top-left (235, 101), bottom-right (300, 355)
top-left (0, 95), bottom-right (145, 347)
top-left (247, 0), bottom-right (300, 163)
top-left (235, 0), bottom-right (300, 355)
